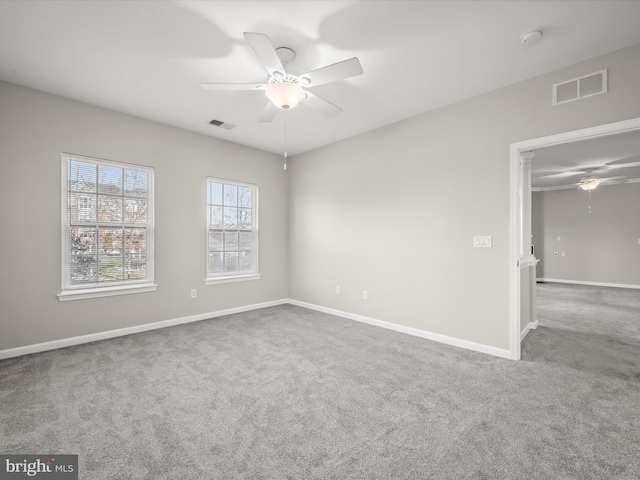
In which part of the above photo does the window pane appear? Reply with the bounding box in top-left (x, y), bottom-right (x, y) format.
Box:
top-left (224, 231), bottom-right (239, 251)
top-left (210, 206), bottom-right (222, 228)
top-left (238, 186), bottom-right (252, 208)
top-left (124, 169), bottom-right (147, 197)
top-left (99, 227), bottom-right (123, 255)
top-left (224, 252), bottom-right (238, 273)
top-left (70, 259), bottom-right (97, 283)
top-left (70, 227), bottom-right (97, 283)
top-left (208, 182), bottom-right (223, 205)
top-left (238, 208), bottom-right (252, 228)
top-left (125, 228), bottom-right (146, 280)
top-left (125, 256), bottom-right (146, 279)
top-left (71, 227), bottom-right (97, 253)
top-left (223, 184), bottom-right (237, 206)
top-left (239, 231), bottom-right (252, 250)
top-left (125, 228), bottom-right (146, 256)
top-left (239, 251), bottom-right (252, 271)
top-left (208, 230), bottom-right (223, 252)
top-left (124, 198), bottom-right (147, 223)
top-left (99, 255), bottom-right (124, 282)
top-left (69, 161), bottom-right (96, 193)
top-left (98, 165), bottom-right (123, 195)
top-left (223, 207), bottom-right (237, 227)
top-left (69, 193), bottom-right (97, 222)
top-left (208, 252), bottom-right (223, 274)
top-left (98, 195), bottom-right (123, 222)
top-left (98, 227), bottom-right (124, 282)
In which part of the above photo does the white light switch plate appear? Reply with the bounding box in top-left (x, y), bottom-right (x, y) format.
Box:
top-left (473, 236), bottom-right (492, 248)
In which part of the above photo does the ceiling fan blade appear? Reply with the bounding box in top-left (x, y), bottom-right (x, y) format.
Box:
top-left (243, 32), bottom-right (285, 76)
top-left (601, 176), bottom-right (628, 182)
top-left (300, 57), bottom-right (363, 87)
top-left (201, 83), bottom-right (265, 91)
top-left (606, 160), bottom-right (640, 170)
top-left (532, 171), bottom-right (582, 180)
top-left (603, 179), bottom-right (629, 185)
top-left (257, 101), bottom-right (279, 123)
top-left (302, 91), bottom-right (342, 117)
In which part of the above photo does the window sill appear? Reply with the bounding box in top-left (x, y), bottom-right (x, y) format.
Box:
top-left (58, 283), bottom-right (158, 302)
top-left (205, 273), bottom-right (261, 285)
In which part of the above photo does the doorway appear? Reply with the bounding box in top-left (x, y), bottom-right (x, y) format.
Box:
top-left (509, 117), bottom-right (640, 359)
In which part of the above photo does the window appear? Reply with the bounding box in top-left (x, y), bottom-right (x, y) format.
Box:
top-left (59, 153), bottom-right (156, 301)
top-left (206, 178), bottom-right (259, 284)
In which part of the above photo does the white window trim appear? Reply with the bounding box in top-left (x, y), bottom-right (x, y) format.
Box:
top-left (57, 283), bottom-right (158, 302)
top-left (59, 153), bottom-right (156, 301)
top-left (205, 177), bottom-right (259, 284)
top-left (204, 273), bottom-right (261, 285)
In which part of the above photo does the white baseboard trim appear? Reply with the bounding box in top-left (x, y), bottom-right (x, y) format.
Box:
top-left (520, 320), bottom-right (539, 341)
top-left (537, 278), bottom-right (640, 290)
top-left (0, 299), bottom-right (289, 360)
top-left (1, 298), bottom-right (514, 361)
top-left (288, 299), bottom-right (512, 360)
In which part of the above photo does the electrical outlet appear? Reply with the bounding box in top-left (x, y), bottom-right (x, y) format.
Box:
top-left (191, 289), bottom-right (197, 298)
top-left (362, 290), bottom-right (368, 300)
top-left (561, 252), bottom-right (566, 257)
top-left (336, 286), bottom-right (341, 294)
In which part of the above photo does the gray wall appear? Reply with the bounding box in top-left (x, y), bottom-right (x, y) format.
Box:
top-left (3, 43), bottom-right (640, 354)
top-left (532, 183), bottom-right (640, 285)
top-left (288, 43), bottom-right (640, 350)
top-left (0, 81), bottom-right (289, 350)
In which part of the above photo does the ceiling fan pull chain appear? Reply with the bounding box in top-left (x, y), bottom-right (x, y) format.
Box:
top-left (283, 112), bottom-right (288, 171)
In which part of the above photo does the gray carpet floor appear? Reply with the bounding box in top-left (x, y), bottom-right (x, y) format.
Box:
top-left (1, 284), bottom-right (639, 479)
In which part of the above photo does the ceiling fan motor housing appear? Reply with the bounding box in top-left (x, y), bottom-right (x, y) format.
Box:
top-left (275, 47), bottom-right (296, 67)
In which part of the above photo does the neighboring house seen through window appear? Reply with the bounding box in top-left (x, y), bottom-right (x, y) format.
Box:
top-left (59, 153), bottom-right (156, 301)
top-left (206, 178), bottom-right (260, 284)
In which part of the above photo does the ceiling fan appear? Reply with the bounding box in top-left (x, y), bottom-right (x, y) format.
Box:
top-left (534, 160), bottom-right (640, 189)
top-left (576, 173), bottom-right (628, 191)
top-left (201, 32), bottom-right (363, 123)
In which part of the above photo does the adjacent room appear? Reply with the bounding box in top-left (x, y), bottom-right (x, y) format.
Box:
top-left (1, 1), bottom-right (640, 478)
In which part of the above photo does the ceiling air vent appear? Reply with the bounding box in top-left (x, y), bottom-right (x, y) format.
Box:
top-left (209, 119), bottom-right (236, 130)
top-left (552, 69), bottom-right (607, 106)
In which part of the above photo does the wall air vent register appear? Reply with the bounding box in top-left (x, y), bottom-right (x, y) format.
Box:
top-left (552, 69), bottom-right (607, 106)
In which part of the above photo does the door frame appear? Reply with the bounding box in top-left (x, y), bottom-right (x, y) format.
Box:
top-left (509, 117), bottom-right (640, 360)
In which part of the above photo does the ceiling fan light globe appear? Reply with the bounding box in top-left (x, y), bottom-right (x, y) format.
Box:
top-left (578, 178), bottom-right (602, 191)
top-left (265, 82), bottom-right (306, 110)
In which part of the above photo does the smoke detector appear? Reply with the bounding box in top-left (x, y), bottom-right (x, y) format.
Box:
top-left (520, 30), bottom-right (543, 45)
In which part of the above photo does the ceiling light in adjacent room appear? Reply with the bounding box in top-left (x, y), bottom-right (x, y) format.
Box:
top-left (578, 178), bottom-right (602, 191)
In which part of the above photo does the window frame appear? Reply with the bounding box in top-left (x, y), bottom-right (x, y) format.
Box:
top-left (205, 177), bottom-right (260, 285)
top-left (58, 153), bottom-right (157, 301)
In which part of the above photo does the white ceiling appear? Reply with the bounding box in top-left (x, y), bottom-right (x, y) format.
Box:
top-left (2, 1), bottom-right (640, 157)
top-left (531, 129), bottom-right (640, 189)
